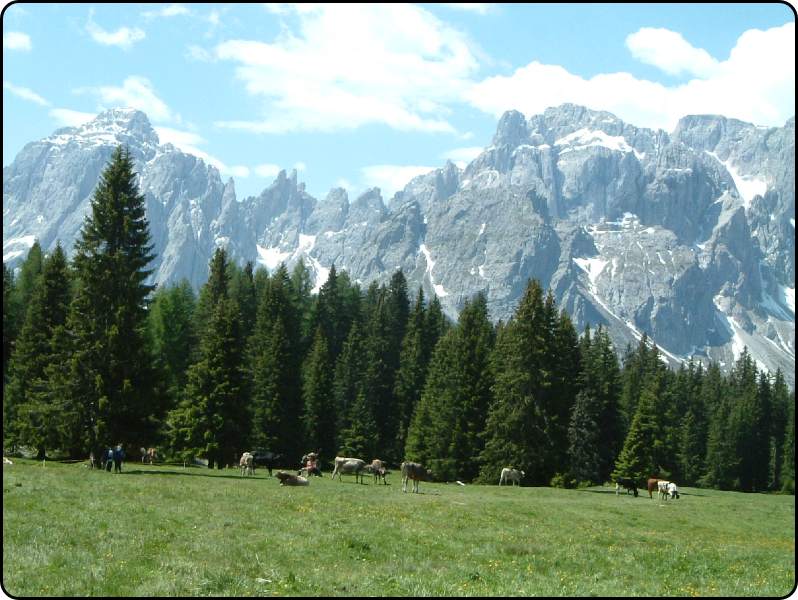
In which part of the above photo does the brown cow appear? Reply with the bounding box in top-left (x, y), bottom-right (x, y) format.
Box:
top-left (401, 461), bottom-right (432, 493)
top-left (647, 478), bottom-right (662, 499)
top-left (370, 459), bottom-right (387, 485)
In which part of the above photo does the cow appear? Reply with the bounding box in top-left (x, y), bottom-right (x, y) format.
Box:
top-left (140, 447), bottom-right (157, 465)
top-left (369, 459), bottom-right (388, 485)
top-left (647, 478), bottom-right (662, 499)
top-left (657, 480), bottom-right (673, 500)
top-left (615, 476), bottom-right (639, 497)
top-left (275, 471), bottom-right (309, 486)
top-left (401, 461), bottom-right (432, 493)
top-left (499, 467), bottom-right (524, 486)
top-left (240, 452), bottom-right (254, 476)
top-left (331, 457), bottom-right (367, 483)
top-left (667, 481), bottom-right (680, 499)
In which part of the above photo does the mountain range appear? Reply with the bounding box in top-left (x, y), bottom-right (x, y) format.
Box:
top-left (3, 104), bottom-right (794, 385)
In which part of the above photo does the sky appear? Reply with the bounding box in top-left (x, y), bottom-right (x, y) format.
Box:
top-left (2, 2), bottom-right (795, 202)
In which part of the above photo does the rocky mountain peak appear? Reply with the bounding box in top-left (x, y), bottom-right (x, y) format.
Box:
top-left (492, 109), bottom-right (528, 147)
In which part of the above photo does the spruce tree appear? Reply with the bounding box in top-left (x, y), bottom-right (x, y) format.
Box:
top-left (68, 146), bottom-right (156, 452)
top-left (612, 382), bottom-right (663, 483)
top-left (332, 323), bottom-right (366, 448)
top-left (781, 392), bottom-right (795, 494)
top-left (567, 390), bottom-right (602, 485)
top-left (302, 327), bottom-right (335, 463)
top-left (5, 243), bottom-right (72, 457)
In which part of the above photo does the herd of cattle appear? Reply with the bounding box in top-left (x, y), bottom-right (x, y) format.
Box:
top-left (132, 447), bottom-right (681, 499)
top-left (615, 476), bottom-right (681, 500)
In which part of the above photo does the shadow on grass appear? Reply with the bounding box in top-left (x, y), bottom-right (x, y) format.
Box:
top-left (120, 468), bottom-right (278, 481)
top-left (574, 487), bottom-right (708, 497)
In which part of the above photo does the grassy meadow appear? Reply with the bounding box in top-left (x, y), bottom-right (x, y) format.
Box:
top-left (2, 459), bottom-right (795, 596)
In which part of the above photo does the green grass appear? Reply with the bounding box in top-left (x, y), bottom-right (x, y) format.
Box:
top-left (3, 459), bottom-right (795, 596)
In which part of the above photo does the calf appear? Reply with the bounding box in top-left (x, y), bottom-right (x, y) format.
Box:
top-left (615, 476), bottom-right (638, 497)
top-left (275, 471), bottom-right (309, 486)
top-left (499, 467), bottom-right (525, 486)
top-left (331, 457), bottom-right (367, 483)
top-left (401, 461), bottom-right (432, 493)
top-left (370, 459), bottom-right (388, 485)
top-left (240, 452), bottom-right (254, 476)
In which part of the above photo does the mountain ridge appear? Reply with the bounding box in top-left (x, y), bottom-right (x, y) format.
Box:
top-left (3, 104), bottom-right (794, 385)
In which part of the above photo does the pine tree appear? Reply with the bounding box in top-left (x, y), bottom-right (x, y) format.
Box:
top-left (612, 382), bottom-right (663, 483)
top-left (781, 392), bottom-right (795, 494)
top-left (567, 390), bottom-right (602, 485)
top-left (332, 323), bottom-right (366, 448)
top-left (302, 328), bottom-right (335, 462)
top-left (68, 146), bottom-right (156, 452)
top-left (768, 369), bottom-right (790, 490)
top-left (3, 264), bottom-right (16, 379)
top-left (5, 243), bottom-right (72, 457)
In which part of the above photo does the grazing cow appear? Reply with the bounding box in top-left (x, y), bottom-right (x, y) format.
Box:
top-left (369, 459), bottom-right (388, 485)
top-left (401, 461), bottom-right (432, 493)
top-left (657, 480), bottom-right (672, 500)
top-left (140, 447), bottom-right (157, 465)
top-left (240, 452), bottom-right (255, 476)
top-left (667, 482), bottom-right (680, 499)
top-left (499, 467), bottom-right (525, 486)
top-left (275, 471), bottom-right (309, 486)
top-left (647, 478), bottom-right (662, 499)
top-left (615, 476), bottom-right (639, 497)
top-left (331, 457), bottom-right (367, 483)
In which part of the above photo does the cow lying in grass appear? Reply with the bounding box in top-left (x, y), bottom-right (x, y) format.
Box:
top-left (499, 467), bottom-right (524, 486)
top-left (615, 476), bottom-right (638, 497)
top-left (275, 471), bottom-right (309, 486)
top-left (240, 452), bottom-right (254, 476)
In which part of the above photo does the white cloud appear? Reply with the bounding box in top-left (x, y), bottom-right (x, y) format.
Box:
top-left (213, 4), bottom-right (478, 134)
top-left (3, 81), bottom-right (50, 106)
top-left (142, 4), bottom-right (190, 19)
top-left (185, 44), bottom-right (213, 62)
top-left (626, 28), bottom-right (719, 78)
top-left (466, 22), bottom-right (794, 131)
top-left (49, 108), bottom-right (96, 127)
top-left (86, 12), bottom-right (146, 49)
top-left (361, 164), bottom-right (437, 200)
top-left (441, 145), bottom-right (483, 164)
top-left (3, 31), bottom-right (31, 51)
top-left (81, 76), bottom-right (172, 122)
top-left (255, 163), bottom-right (281, 178)
top-left (294, 161), bottom-right (307, 172)
top-left (443, 4), bottom-right (491, 14)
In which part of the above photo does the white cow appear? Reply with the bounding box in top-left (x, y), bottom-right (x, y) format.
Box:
top-left (401, 461), bottom-right (432, 493)
top-left (331, 457), bottom-right (367, 483)
top-left (240, 452), bottom-right (254, 476)
top-left (499, 467), bottom-right (525, 486)
top-left (667, 481), bottom-right (680, 499)
top-left (657, 480), bottom-right (671, 500)
top-left (275, 471), bottom-right (309, 486)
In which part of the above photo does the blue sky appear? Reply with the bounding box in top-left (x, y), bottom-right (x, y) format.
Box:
top-left (3, 3), bottom-right (794, 201)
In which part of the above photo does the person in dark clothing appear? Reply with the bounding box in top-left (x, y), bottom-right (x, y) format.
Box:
top-left (113, 444), bottom-right (124, 473)
top-left (105, 447), bottom-right (114, 472)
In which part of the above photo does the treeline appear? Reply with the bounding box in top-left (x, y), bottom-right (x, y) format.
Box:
top-left (2, 147), bottom-right (795, 493)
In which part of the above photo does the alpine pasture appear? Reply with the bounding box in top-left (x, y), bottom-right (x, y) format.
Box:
top-left (3, 460), bottom-right (794, 596)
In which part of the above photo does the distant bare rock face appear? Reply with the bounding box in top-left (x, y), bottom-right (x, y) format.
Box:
top-left (3, 105), bottom-right (794, 385)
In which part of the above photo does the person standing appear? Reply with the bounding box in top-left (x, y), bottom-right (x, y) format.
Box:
top-left (113, 444), bottom-right (125, 473)
top-left (105, 447), bottom-right (114, 472)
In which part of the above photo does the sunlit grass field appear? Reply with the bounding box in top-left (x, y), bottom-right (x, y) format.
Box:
top-left (3, 459), bottom-right (794, 596)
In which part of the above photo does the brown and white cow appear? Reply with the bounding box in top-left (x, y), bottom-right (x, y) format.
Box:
top-left (275, 471), bottom-right (309, 486)
top-left (401, 461), bottom-right (432, 493)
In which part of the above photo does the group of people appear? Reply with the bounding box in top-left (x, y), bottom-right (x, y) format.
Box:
top-left (299, 451), bottom-right (322, 477)
top-left (88, 444), bottom-right (125, 473)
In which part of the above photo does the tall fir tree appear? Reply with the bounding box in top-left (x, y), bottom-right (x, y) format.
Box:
top-left (612, 381), bottom-right (664, 482)
top-left (567, 390), bottom-right (602, 485)
top-left (68, 147), bottom-right (156, 452)
top-left (781, 391), bottom-right (795, 494)
top-left (302, 327), bottom-right (336, 463)
top-left (5, 243), bottom-right (72, 457)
